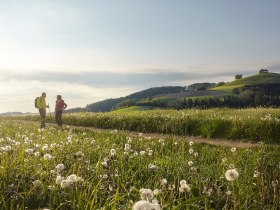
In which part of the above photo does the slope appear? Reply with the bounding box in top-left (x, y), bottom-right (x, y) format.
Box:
top-left (212, 72), bottom-right (280, 92)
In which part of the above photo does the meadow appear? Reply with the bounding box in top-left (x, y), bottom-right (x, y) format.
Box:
top-left (9, 108), bottom-right (280, 143)
top-left (0, 119), bottom-right (279, 209)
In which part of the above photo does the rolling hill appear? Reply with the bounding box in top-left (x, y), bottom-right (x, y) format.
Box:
top-left (211, 72), bottom-right (280, 92)
top-left (81, 86), bottom-right (185, 112)
top-left (67, 71), bottom-right (280, 112)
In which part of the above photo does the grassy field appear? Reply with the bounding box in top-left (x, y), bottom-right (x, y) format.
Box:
top-left (112, 106), bottom-right (154, 113)
top-left (211, 72), bottom-right (280, 92)
top-left (140, 90), bottom-right (229, 105)
top-left (7, 108), bottom-right (280, 143)
top-left (0, 121), bottom-right (279, 209)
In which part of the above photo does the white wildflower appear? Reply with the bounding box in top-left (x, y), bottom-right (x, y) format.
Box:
top-left (226, 191), bottom-right (232, 196)
top-left (253, 171), bottom-right (260, 178)
top-left (110, 149), bottom-right (116, 157)
top-left (132, 200), bottom-right (151, 210)
top-left (66, 174), bottom-right (83, 183)
top-left (25, 148), bottom-right (34, 154)
top-left (148, 164), bottom-right (157, 170)
top-left (5, 146), bottom-right (12, 152)
top-left (55, 164), bottom-right (65, 173)
top-left (55, 175), bottom-right (64, 185)
top-left (124, 143), bottom-right (131, 151)
top-left (189, 148), bottom-right (194, 154)
top-left (160, 178), bottom-right (168, 186)
top-left (127, 137), bottom-right (132, 143)
top-left (179, 184), bottom-right (190, 193)
top-left (101, 161), bottom-right (108, 168)
top-left (42, 144), bottom-right (49, 151)
top-left (43, 154), bottom-right (52, 160)
top-left (61, 180), bottom-right (72, 188)
top-left (140, 151), bottom-right (146, 156)
top-left (32, 180), bottom-right (42, 187)
top-left (75, 151), bottom-right (84, 158)
top-left (148, 150), bottom-right (153, 156)
top-left (140, 188), bottom-right (154, 201)
top-left (231, 147), bottom-right (236, 153)
top-left (225, 169), bottom-right (239, 181)
top-left (180, 180), bottom-right (187, 186)
top-left (34, 151), bottom-right (40, 156)
top-left (153, 189), bottom-right (161, 196)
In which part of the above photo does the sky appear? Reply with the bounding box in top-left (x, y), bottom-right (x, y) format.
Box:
top-left (0, 0), bottom-right (280, 113)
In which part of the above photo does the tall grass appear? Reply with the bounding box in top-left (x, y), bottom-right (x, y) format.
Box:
top-left (7, 108), bottom-right (280, 143)
top-left (0, 121), bottom-right (279, 209)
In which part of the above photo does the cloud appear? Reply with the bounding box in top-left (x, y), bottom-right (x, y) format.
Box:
top-left (0, 69), bottom-right (260, 88)
top-left (1, 68), bottom-right (279, 113)
top-left (0, 79), bottom-right (137, 113)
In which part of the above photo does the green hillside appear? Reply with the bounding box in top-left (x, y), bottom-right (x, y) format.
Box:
top-left (67, 71), bottom-right (280, 112)
top-left (68, 86), bottom-right (185, 112)
top-left (140, 90), bottom-right (228, 106)
top-left (212, 72), bottom-right (280, 92)
top-left (112, 106), bottom-right (153, 113)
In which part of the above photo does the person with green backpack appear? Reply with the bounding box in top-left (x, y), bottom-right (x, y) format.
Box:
top-left (35, 92), bottom-right (49, 128)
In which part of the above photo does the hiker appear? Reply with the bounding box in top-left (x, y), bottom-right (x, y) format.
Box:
top-left (55, 95), bottom-right (67, 126)
top-left (36, 92), bottom-right (49, 128)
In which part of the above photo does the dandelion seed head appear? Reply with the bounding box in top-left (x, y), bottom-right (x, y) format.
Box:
top-left (148, 164), bottom-right (157, 170)
top-left (180, 180), bottom-right (187, 186)
top-left (132, 200), bottom-right (151, 210)
top-left (32, 180), bottom-right (42, 187)
top-left (125, 143), bottom-right (131, 151)
top-left (153, 189), bottom-right (161, 196)
top-left (189, 149), bottom-right (194, 154)
top-left (60, 180), bottom-right (72, 188)
top-left (140, 188), bottom-right (154, 201)
top-left (225, 169), bottom-right (239, 181)
top-left (231, 147), bottom-right (236, 153)
top-left (226, 191), bottom-right (232, 196)
top-left (43, 154), bottom-right (52, 160)
top-left (179, 183), bottom-right (190, 193)
top-left (55, 164), bottom-right (65, 173)
top-left (160, 178), bottom-right (167, 186)
top-left (253, 171), bottom-right (260, 178)
top-left (34, 152), bottom-right (40, 156)
top-left (140, 151), bottom-right (145, 156)
top-left (110, 149), bottom-right (116, 157)
top-left (42, 144), bottom-right (49, 151)
top-left (56, 175), bottom-right (64, 185)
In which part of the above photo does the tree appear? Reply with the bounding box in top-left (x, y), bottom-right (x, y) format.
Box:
top-left (235, 74), bottom-right (243, 80)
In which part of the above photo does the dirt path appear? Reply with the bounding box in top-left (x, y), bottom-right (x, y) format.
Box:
top-left (9, 120), bottom-right (262, 148)
top-left (75, 126), bottom-right (260, 148)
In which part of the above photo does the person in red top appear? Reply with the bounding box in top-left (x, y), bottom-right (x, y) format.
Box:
top-left (55, 95), bottom-right (67, 126)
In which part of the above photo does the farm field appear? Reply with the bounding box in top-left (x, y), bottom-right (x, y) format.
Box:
top-left (0, 120), bottom-right (279, 210)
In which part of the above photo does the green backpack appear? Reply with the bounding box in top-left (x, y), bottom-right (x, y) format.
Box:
top-left (35, 97), bottom-right (40, 108)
